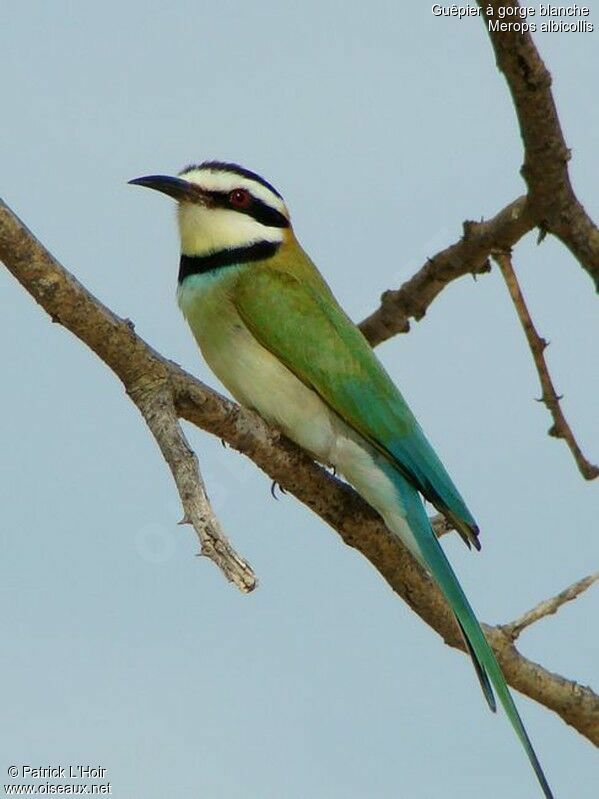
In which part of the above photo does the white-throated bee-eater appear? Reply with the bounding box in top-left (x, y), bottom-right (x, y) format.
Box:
top-left (130, 161), bottom-right (553, 798)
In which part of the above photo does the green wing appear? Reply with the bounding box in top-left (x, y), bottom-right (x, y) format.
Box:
top-left (234, 262), bottom-right (479, 546)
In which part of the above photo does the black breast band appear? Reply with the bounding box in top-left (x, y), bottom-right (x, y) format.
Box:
top-left (178, 240), bottom-right (280, 282)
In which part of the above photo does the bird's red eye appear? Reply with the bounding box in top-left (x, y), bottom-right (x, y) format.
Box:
top-left (229, 188), bottom-right (251, 209)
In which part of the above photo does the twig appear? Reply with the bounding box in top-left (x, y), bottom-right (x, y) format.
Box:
top-left (494, 250), bottom-right (598, 480)
top-left (0, 198), bottom-right (256, 592)
top-left (431, 513), bottom-right (453, 539)
top-left (503, 572), bottom-right (599, 641)
top-left (359, 196), bottom-right (533, 346)
top-left (2, 198), bottom-right (598, 743)
top-left (478, 0), bottom-right (599, 291)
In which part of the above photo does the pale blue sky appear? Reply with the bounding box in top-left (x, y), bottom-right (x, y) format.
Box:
top-left (2, 3), bottom-right (598, 798)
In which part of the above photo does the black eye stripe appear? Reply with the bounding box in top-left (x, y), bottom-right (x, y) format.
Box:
top-left (247, 199), bottom-right (289, 229)
top-left (207, 190), bottom-right (289, 229)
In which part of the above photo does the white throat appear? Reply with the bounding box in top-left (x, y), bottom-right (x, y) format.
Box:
top-left (177, 203), bottom-right (284, 256)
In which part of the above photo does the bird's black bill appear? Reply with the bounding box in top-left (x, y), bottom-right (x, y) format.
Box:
top-left (128, 174), bottom-right (203, 202)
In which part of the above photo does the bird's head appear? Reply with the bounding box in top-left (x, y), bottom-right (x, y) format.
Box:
top-left (129, 161), bottom-right (291, 258)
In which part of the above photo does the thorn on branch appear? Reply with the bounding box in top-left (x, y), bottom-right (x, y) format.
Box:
top-left (270, 480), bottom-right (287, 500)
top-left (471, 259), bottom-right (492, 280)
top-left (462, 220), bottom-right (476, 239)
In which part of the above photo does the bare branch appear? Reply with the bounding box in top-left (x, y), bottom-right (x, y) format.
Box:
top-left (503, 572), bottom-right (599, 641)
top-left (359, 4), bottom-right (599, 354)
top-left (131, 378), bottom-right (256, 592)
top-left (0, 198), bottom-right (256, 591)
top-left (2, 198), bottom-right (597, 743)
top-left (479, 0), bottom-right (599, 291)
top-left (359, 196), bottom-right (533, 347)
top-left (494, 250), bottom-right (598, 480)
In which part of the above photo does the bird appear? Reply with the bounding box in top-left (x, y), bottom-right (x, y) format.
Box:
top-left (130, 161), bottom-right (554, 798)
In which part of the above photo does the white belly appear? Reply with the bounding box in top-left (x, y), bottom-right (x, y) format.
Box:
top-left (214, 321), bottom-right (339, 462)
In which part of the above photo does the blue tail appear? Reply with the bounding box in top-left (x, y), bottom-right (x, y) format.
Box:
top-left (391, 472), bottom-right (554, 799)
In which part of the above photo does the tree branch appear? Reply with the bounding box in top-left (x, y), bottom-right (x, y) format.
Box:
top-left (358, 196), bottom-right (533, 346)
top-left (484, 624), bottom-right (599, 745)
top-left (131, 377), bottom-right (257, 591)
top-left (360, 4), bottom-right (599, 353)
top-left (494, 250), bottom-right (598, 480)
top-left (0, 199), bottom-right (256, 592)
top-left (2, 198), bottom-right (597, 744)
top-left (479, 0), bottom-right (599, 291)
top-left (503, 572), bottom-right (599, 641)
top-left (358, 14), bottom-right (598, 487)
